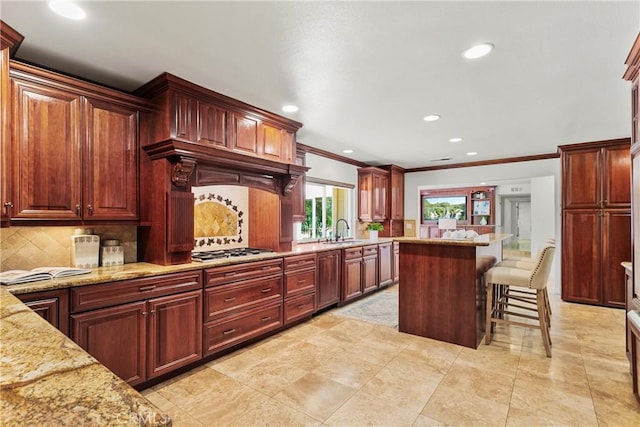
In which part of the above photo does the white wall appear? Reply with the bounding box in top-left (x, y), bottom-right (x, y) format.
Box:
top-left (405, 158), bottom-right (562, 291)
top-left (306, 153), bottom-right (359, 186)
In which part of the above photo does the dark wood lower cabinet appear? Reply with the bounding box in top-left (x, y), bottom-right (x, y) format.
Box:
top-left (343, 247), bottom-right (363, 302)
top-left (17, 288), bottom-right (69, 336)
top-left (317, 250), bottom-right (341, 310)
top-left (393, 241), bottom-right (399, 283)
top-left (70, 271), bottom-right (203, 386)
top-left (71, 301), bottom-right (147, 386)
top-left (362, 245), bottom-right (378, 294)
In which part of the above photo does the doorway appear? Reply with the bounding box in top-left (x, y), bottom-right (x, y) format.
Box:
top-left (502, 196), bottom-right (532, 257)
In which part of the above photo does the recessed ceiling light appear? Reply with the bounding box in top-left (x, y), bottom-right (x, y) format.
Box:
top-left (282, 105), bottom-right (299, 113)
top-left (48, 0), bottom-right (86, 20)
top-left (423, 114), bottom-right (440, 122)
top-left (480, 182), bottom-right (487, 185)
top-left (449, 137), bottom-right (463, 143)
top-left (342, 149), bottom-right (353, 154)
top-left (466, 152), bottom-right (478, 156)
top-left (463, 43), bottom-right (494, 59)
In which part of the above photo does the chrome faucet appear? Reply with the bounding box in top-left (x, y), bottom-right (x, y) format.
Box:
top-left (335, 218), bottom-right (350, 241)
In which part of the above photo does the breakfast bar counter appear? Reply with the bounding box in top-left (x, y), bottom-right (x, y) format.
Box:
top-left (398, 234), bottom-right (511, 348)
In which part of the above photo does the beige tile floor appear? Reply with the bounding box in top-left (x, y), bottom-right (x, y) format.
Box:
top-left (142, 284), bottom-right (640, 426)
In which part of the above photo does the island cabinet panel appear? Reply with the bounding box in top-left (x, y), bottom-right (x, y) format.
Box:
top-left (398, 242), bottom-right (482, 349)
top-left (378, 242), bottom-right (393, 288)
top-left (203, 259), bottom-right (284, 356)
top-left (317, 250), bottom-right (341, 310)
top-left (17, 288), bottom-right (70, 336)
top-left (393, 241), bottom-right (400, 283)
top-left (70, 271), bottom-right (203, 386)
top-left (10, 77), bottom-right (82, 219)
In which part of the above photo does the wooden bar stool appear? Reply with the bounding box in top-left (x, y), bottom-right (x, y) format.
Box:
top-left (485, 245), bottom-right (555, 357)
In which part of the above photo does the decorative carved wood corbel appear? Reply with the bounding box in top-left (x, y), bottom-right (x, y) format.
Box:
top-left (171, 156), bottom-right (197, 187)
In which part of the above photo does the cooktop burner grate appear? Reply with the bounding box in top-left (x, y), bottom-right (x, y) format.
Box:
top-left (191, 248), bottom-right (273, 262)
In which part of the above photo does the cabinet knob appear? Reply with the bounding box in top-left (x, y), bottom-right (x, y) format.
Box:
top-left (75, 204), bottom-right (81, 216)
top-left (3, 202), bottom-right (13, 208)
top-left (87, 205), bottom-right (94, 215)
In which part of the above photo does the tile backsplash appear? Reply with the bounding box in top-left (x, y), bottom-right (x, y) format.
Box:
top-left (0, 226), bottom-right (137, 271)
top-left (193, 185), bottom-right (248, 251)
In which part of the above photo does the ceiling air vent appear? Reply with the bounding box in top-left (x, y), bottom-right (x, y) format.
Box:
top-left (430, 157), bottom-right (452, 162)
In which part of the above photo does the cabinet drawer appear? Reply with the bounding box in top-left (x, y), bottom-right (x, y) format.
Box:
top-left (344, 247), bottom-right (363, 260)
top-left (71, 271), bottom-right (202, 312)
top-left (204, 274), bottom-right (282, 321)
top-left (284, 268), bottom-right (316, 297)
top-left (284, 254), bottom-right (316, 271)
top-left (203, 302), bottom-right (282, 356)
top-left (204, 259), bottom-right (283, 287)
top-left (284, 292), bottom-right (315, 325)
top-left (363, 245), bottom-right (378, 258)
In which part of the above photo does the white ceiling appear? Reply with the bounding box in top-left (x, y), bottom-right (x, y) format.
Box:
top-left (1, 1), bottom-right (638, 169)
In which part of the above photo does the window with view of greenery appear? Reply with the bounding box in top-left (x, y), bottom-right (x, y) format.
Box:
top-left (296, 181), bottom-right (353, 241)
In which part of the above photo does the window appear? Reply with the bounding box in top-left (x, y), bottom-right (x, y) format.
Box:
top-left (295, 180), bottom-right (354, 241)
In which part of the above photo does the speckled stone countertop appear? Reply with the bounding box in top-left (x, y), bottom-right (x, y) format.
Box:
top-left (622, 261), bottom-right (632, 273)
top-left (0, 287), bottom-right (171, 426)
top-left (4, 238), bottom-right (396, 295)
top-left (398, 233), bottom-right (512, 247)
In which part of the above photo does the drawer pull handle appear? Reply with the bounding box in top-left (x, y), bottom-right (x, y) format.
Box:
top-left (139, 285), bottom-right (156, 292)
top-left (223, 328), bottom-right (236, 335)
top-left (297, 279), bottom-right (306, 285)
top-left (225, 272), bottom-right (236, 277)
top-left (261, 316), bottom-right (271, 322)
top-left (224, 297), bottom-right (236, 302)
top-left (262, 266), bottom-right (271, 270)
top-left (261, 288), bottom-right (271, 293)
top-left (141, 311), bottom-right (148, 316)
top-left (297, 304), bottom-right (306, 309)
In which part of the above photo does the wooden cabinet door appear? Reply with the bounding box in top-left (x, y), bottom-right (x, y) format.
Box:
top-left (11, 78), bottom-right (82, 219)
top-left (317, 250), bottom-right (341, 309)
top-left (198, 101), bottom-right (227, 147)
top-left (378, 242), bottom-right (393, 287)
top-left (84, 97), bottom-right (138, 220)
top-left (562, 147), bottom-right (601, 209)
top-left (261, 123), bottom-right (283, 161)
top-left (167, 191), bottom-right (194, 253)
top-left (281, 129), bottom-right (295, 164)
top-left (173, 92), bottom-right (197, 141)
top-left (602, 210), bottom-right (631, 308)
top-left (147, 290), bottom-right (202, 379)
top-left (603, 145), bottom-right (631, 209)
top-left (230, 112), bottom-right (259, 156)
top-left (561, 210), bottom-right (602, 305)
top-left (390, 167), bottom-right (404, 220)
top-left (358, 172), bottom-right (373, 222)
top-left (343, 257), bottom-right (363, 301)
top-left (362, 255), bottom-right (378, 294)
top-left (18, 289), bottom-right (69, 336)
top-left (71, 301), bottom-right (147, 386)
top-left (373, 172), bottom-right (388, 221)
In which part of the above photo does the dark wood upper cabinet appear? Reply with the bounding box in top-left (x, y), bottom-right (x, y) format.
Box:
top-left (198, 101), bottom-right (227, 147)
top-left (358, 166), bottom-right (389, 222)
top-left (230, 112), bottom-right (260, 156)
top-left (84, 97), bottom-right (139, 220)
top-left (10, 77), bottom-right (82, 219)
top-left (7, 61), bottom-right (151, 223)
top-left (561, 141), bottom-right (630, 210)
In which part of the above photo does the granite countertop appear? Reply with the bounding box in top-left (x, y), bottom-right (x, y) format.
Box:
top-left (621, 261), bottom-right (632, 273)
top-left (0, 287), bottom-right (171, 426)
top-left (5, 238), bottom-right (396, 295)
top-left (398, 233), bottom-right (513, 247)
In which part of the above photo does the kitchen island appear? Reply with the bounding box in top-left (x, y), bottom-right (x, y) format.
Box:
top-left (398, 234), bottom-right (511, 349)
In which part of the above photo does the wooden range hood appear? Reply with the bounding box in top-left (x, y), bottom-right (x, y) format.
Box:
top-left (143, 138), bottom-right (308, 196)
